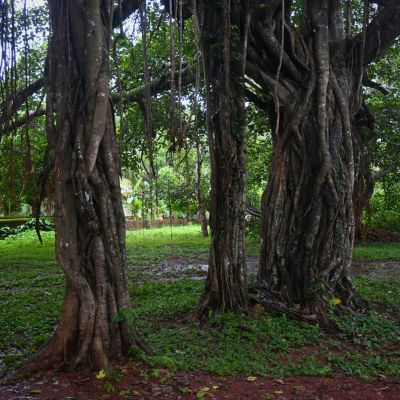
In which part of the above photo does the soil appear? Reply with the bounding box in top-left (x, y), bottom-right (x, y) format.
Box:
top-left (132, 255), bottom-right (400, 283)
top-left (1, 361), bottom-right (399, 400)
top-left (352, 260), bottom-right (400, 282)
top-left (1, 257), bottom-right (399, 400)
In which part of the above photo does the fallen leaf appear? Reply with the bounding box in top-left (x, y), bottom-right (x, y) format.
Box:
top-left (332, 297), bottom-right (341, 305)
top-left (275, 378), bottom-right (284, 384)
top-left (96, 369), bottom-right (106, 379)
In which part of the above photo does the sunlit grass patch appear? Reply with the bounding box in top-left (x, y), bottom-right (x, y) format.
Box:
top-left (353, 242), bottom-right (400, 261)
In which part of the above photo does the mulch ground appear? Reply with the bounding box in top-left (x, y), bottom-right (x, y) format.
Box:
top-left (1, 361), bottom-right (399, 400)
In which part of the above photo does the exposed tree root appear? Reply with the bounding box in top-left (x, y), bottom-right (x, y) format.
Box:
top-left (196, 289), bottom-right (249, 319)
top-left (247, 280), bottom-right (366, 333)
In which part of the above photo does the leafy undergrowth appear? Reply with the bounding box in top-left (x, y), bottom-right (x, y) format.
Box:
top-left (0, 218), bottom-right (54, 240)
top-left (0, 227), bottom-right (399, 381)
top-left (131, 278), bottom-right (400, 380)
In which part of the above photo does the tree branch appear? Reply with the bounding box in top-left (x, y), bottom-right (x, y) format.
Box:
top-left (373, 157), bottom-right (400, 180)
top-left (112, 0), bottom-right (140, 29)
top-left (362, 76), bottom-right (390, 95)
top-left (0, 78), bottom-right (44, 126)
top-left (112, 62), bottom-right (196, 104)
top-left (352, 0), bottom-right (400, 65)
top-left (6, 109), bottom-right (46, 134)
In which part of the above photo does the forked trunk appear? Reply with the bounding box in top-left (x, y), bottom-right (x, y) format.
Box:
top-left (196, 0), bottom-right (251, 315)
top-left (18, 0), bottom-right (135, 374)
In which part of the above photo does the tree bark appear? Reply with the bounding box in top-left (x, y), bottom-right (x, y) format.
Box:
top-left (18, 0), bottom-right (135, 374)
top-left (248, 0), bottom-right (376, 323)
top-left (196, 0), bottom-right (251, 315)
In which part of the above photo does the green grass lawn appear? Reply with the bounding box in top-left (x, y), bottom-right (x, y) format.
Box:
top-left (353, 242), bottom-right (400, 261)
top-left (0, 226), bottom-right (399, 379)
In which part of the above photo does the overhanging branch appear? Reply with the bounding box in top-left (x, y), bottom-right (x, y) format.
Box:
top-left (112, 0), bottom-right (140, 29)
top-left (353, 0), bottom-right (400, 65)
top-left (112, 62), bottom-right (197, 105)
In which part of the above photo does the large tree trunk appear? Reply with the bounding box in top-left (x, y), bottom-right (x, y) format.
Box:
top-left (258, 94), bottom-right (358, 322)
top-left (248, 1), bottom-right (371, 323)
top-left (196, 0), bottom-right (251, 315)
top-left (18, 0), bottom-right (135, 374)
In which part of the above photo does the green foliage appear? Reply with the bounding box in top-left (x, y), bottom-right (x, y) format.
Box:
top-left (364, 184), bottom-right (400, 231)
top-left (0, 217), bottom-right (54, 240)
top-left (132, 276), bottom-right (399, 378)
top-left (363, 41), bottom-right (400, 233)
top-left (355, 276), bottom-right (400, 310)
top-left (246, 105), bottom-right (272, 206)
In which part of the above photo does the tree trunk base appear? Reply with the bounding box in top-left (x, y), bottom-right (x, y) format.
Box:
top-left (196, 292), bottom-right (248, 319)
top-left (248, 280), bottom-right (365, 332)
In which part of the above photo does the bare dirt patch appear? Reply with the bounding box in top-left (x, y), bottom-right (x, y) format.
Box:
top-left (130, 255), bottom-right (400, 284)
top-left (352, 260), bottom-right (400, 282)
top-left (1, 361), bottom-right (399, 400)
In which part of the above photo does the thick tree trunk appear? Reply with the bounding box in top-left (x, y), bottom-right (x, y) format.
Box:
top-left (258, 98), bottom-right (358, 322)
top-left (18, 0), bottom-right (135, 374)
top-left (196, 0), bottom-right (251, 315)
top-left (251, 1), bottom-right (366, 323)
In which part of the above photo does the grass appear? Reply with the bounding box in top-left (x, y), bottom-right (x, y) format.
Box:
top-left (353, 242), bottom-right (400, 261)
top-left (130, 275), bottom-right (400, 379)
top-left (125, 225), bottom-right (211, 264)
top-left (0, 226), bottom-right (399, 380)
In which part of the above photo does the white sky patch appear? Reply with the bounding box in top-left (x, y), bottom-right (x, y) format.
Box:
top-left (15, 0), bottom-right (45, 9)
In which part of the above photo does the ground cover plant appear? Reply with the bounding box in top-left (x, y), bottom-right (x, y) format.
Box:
top-left (0, 218), bottom-right (54, 240)
top-left (1, 226), bottom-right (399, 395)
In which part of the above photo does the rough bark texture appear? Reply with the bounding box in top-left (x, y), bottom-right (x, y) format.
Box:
top-left (18, 0), bottom-right (134, 374)
top-left (246, 0), bottom-right (400, 323)
top-left (196, 0), bottom-right (251, 315)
